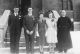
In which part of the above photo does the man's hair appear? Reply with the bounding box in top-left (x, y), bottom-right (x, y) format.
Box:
top-left (28, 7), bottom-right (33, 12)
top-left (60, 10), bottom-right (66, 13)
top-left (14, 8), bottom-right (19, 10)
top-left (39, 10), bottom-right (44, 15)
top-left (28, 6), bottom-right (32, 10)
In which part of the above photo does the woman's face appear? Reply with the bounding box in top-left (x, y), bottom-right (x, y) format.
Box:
top-left (49, 13), bottom-right (53, 18)
top-left (61, 10), bottom-right (66, 17)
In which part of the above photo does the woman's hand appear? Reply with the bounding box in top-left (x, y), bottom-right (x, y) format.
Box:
top-left (30, 31), bottom-right (34, 35)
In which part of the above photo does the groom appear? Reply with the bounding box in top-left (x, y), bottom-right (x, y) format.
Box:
top-left (23, 7), bottom-right (37, 54)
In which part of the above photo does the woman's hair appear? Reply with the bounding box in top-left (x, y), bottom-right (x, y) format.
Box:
top-left (10, 9), bottom-right (14, 15)
top-left (47, 10), bottom-right (53, 18)
top-left (48, 10), bottom-right (53, 14)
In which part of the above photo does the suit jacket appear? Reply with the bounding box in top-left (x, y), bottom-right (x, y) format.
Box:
top-left (8, 14), bottom-right (22, 33)
top-left (23, 15), bottom-right (36, 31)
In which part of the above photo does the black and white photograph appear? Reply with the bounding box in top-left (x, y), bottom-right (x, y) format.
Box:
top-left (0, 0), bottom-right (80, 54)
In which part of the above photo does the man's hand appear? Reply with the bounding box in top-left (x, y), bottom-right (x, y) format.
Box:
top-left (30, 31), bottom-right (33, 35)
top-left (26, 30), bottom-right (30, 34)
top-left (71, 18), bottom-right (74, 22)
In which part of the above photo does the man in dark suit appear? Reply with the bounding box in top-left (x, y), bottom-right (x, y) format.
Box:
top-left (23, 7), bottom-right (37, 54)
top-left (8, 8), bottom-right (22, 54)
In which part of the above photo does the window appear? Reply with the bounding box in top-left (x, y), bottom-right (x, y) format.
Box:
top-left (61, 0), bottom-right (73, 10)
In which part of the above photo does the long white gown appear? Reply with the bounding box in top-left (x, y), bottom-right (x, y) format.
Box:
top-left (45, 18), bottom-right (58, 43)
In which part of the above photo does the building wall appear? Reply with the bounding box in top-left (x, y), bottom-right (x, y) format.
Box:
top-left (73, 0), bottom-right (80, 21)
top-left (31, 0), bottom-right (42, 17)
top-left (42, 0), bottom-right (59, 11)
top-left (0, 0), bottom-right (80, 21)
top-left (0, 0), bottom-right (17, 10)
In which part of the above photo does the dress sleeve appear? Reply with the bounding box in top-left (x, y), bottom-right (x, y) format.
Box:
top-left (35, 22), bottom-right (39, 37)
top-left (68, 17), bottom-right (73, 30)
top-left (57, 18), bottom-right (61, 29)
top-left (45, 19), bottom-right (48, 31)
top-left (54, 21), bottom-right (57, 31)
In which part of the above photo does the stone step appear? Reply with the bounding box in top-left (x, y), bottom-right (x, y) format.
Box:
top-left (5, 33), bottom-right (24, 38)
top-left (4, 37), bottom-right (25, 42)
top-left (0, 46), bottom-right (49, 53)
top-left (4, 35), bottom-right (48, 47)
top-left (0, 48), bottom-right (76, 54)
top-left (4, 41), bottom-right (49, 47)
top-left (4, 37), bottom-right (40, 43)
top-left (4, 36), bottom-right (46, 43)
top-left (4, 42), bottom-right (26, 47)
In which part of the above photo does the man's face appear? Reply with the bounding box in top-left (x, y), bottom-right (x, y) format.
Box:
top-left (28, 8), bottom-right (33, 13)
top-left (14, 8), bottom-right (19, 13)
top-left (39, 14), bottom-right (44, 18)
top-left (61, 10), bottom-right (66, 17)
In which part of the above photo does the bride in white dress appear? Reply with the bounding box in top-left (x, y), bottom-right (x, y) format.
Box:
top-left (45, 11), bottom-right (58, 54)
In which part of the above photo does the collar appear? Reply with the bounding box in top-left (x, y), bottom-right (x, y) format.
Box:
top-left (14, 13), bottom-right (18, 16)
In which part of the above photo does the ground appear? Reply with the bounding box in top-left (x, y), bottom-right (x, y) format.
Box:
top-left (0, 47), bottom-right (80, 54)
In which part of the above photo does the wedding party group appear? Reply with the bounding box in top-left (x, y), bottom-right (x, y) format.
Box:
top-left (8, 7), bottom-right (73, 54)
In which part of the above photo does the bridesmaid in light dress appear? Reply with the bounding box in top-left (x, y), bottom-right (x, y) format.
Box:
top-left (45, 11), bottom-right (58, 54)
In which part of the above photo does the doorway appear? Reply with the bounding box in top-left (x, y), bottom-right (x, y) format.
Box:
top-left (20, 0), bottom-right (42, 17)
top-left (21, 0), bottom-right (31, 15)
